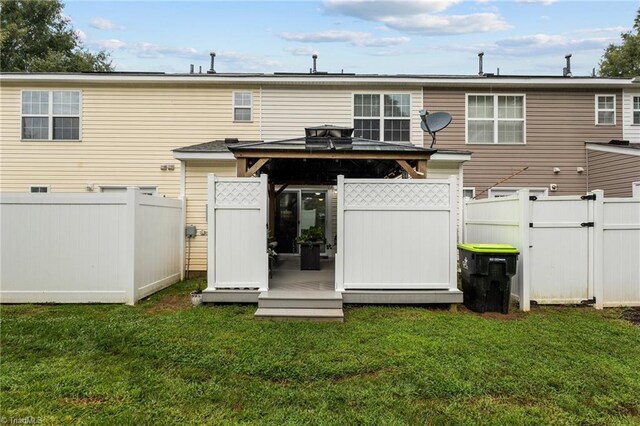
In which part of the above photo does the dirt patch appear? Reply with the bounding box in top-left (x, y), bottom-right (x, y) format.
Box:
top-left (458, 305), bottom-right (527, 320)
top-left (145, 294), bottom-right (191, 314)
top-left (621, 307), bottom-right (640, 326)
top-left (62, 396), bottom-right (109, 406)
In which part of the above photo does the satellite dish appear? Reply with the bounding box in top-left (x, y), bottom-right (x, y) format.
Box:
top-left (420, 111), bottom-right (452, 148)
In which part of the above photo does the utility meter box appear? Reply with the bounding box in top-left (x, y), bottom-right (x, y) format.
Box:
top-left (185, 225), bottom-right (197, 238)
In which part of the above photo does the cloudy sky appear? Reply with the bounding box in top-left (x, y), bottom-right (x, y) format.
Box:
top-left (65, 0), bottom-right (637, 76)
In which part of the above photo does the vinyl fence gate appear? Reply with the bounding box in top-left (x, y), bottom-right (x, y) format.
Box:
top-left (207, 174), bottom-right (269, 291)
top-left (464, 190), bottom-right (640, 310)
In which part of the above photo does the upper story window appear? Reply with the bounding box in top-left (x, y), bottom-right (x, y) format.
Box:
top-left (233, 92), bottom-right (252, 122)
top-left (22, 90), bottom-right (81, 140)
top-left (633, 96), bottom-right (640, 125)
top-left (595, 94), bottom-right (616, 125)
top-left (467, 94), bottom-right (525, 144)
top-left (353, 93), bottom-right (410, 142)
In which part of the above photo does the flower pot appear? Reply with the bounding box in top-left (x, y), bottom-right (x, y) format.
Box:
top-left (191, 291), bottom-right (203, 306)
top-left (299, 242), bottom-right (321, 270)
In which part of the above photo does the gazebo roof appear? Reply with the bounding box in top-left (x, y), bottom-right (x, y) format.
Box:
top-left (175, 126), bottom-right (441, 185)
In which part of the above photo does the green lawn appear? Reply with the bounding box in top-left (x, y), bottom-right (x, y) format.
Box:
top-left (1, 280), bottom-right (639, 425)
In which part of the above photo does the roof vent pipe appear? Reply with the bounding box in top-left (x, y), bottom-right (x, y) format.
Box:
top-left (312, 54), bottom-right (318, 74)
top-left (563, 53), bottom-right (572, 77)
top-left (208, 52), bottom-right (216, 74)
top-left (189, 64), bottom-right (194, 74)
top-left (478, 52), bottom-right (484, 76)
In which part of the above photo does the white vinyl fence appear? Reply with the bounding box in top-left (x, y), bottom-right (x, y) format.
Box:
top-left (0, 188), bottom-right (183, 304)
top-left (336, 175), bottom-right (458, 291)
top-left (464, 190), bottom-right (640, 310)
top-left (207, 174), bottom-right (268, 291)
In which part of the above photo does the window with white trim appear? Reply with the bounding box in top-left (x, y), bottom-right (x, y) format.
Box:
top-left (595, 95), bottom-right (615, 125)
top-left (233, 92), bottom-right (252, 122)
top-left (100, 186), bottom-right (158, 196)
top-left (29, 185), bottom-right (49, 193)
top-left (467, 94), bottom-right (525, 144)
top-left (22, 91), bottom-right (80, 140)
top-left (633, 96), bottom-right (640, 125)
top-left (353, 94), bottom-right (411, 142)
top-left (488, 187), bottom-right (548, 198)
top-left (463, 187), bottom-right (475, 199)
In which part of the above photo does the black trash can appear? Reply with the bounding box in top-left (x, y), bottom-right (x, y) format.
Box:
top-left (458, 244), bottom-right (519, 314)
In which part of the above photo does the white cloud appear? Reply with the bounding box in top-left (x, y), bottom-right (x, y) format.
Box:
top-left (322, 0), bottom-right (509, 35)
top-left (324, 0), bottom-right (461, 19)
top-left (215, 50), bottom-right (282, 71)
top-left (575, 26), bottom-right (629, 34)
top-left (285, 46), bottom-right (320, 57)
top-left (381, 12), bottom-right (509, 34)
top-left (75, 30), bottom-right (87, 43)
top-left (496, 33), bottom-right (617, 53)
top-left (132, 42), bottom-right (200, 59)
top-left (91, 39), bottom-right (127, 50)
top-left (89, 17), bottom-right (123, 30)
top-left (279, 30), bottom-right (410, 47)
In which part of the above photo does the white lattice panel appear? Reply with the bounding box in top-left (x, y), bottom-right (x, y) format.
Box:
top-left (344, 183), bottom-right (450, 209)
top-left (215, 181), bottom-right (261, 207)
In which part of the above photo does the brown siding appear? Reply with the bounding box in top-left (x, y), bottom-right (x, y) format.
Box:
top-left (423, 88), bottom-right (623, 197)
top-left (587, 150), bottom-right (640, 197)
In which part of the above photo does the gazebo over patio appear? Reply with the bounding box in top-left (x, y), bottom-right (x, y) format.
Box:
top-left (228, 125), bottom-right (436, 184)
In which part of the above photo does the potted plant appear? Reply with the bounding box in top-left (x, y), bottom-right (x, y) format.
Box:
top-left (191, 280), bottom-right (203, 306)
top-left (296, 226), bottom-right (326, 270)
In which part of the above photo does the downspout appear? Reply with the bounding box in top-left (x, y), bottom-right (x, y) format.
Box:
top-left (179, 160), bottom-right (187, 280)
top-left (259, 85), bottom-right (263, 141)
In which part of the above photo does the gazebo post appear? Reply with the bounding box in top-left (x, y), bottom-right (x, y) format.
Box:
top-left (268, 181), bottom-right (276, 239)
top-left (236, 158), bottom-right (247, 177)
top-left (417, 160), bottom-right (428, 178)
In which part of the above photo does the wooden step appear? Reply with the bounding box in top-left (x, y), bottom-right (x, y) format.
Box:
top-left (201, 290), bottom-right (260, 303)
top-left (258, 290), bottom-right (343, 309)
top-left (254, 307), bottom-right (344, 322)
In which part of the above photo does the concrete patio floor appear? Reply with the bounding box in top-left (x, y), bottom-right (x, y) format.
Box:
top-left (270, 256), bottom-right (335, 291)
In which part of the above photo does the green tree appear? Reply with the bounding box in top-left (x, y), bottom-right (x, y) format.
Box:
top-left (0, 0), bottom-right (112, 72)
top-left (598, 9), bottom-right (640, 77)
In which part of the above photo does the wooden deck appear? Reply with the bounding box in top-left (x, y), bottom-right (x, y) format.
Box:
top-left (269, 256), bottom-right (335, 291)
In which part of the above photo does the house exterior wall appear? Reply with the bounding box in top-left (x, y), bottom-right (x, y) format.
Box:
top-left (184, 160), bottom-right (237, 271)
top-left (0, 82), bottom-right (261, 195)
top-left (423, 88), bottom-right (624, 197)
top-left (623, 89), bottom-right (640, 143)
top-left (261, 86), bottom-right (424, 145)
top-left (587, 150), bottom-right (640, 197)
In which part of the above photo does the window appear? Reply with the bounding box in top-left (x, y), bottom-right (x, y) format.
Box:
top-left (354, 93), bottom-right (410, 142)
top-left (633, 96), bottom-right (640, 125)
top-left (29, 185), bottom-right (49, 193)
top-left (22, 90), bottom-right (80, 140)
top-left (233, 92), bottom-right (252, 122)
top-left (100, 186), bottom-right (158, 196)
top-left (595, 95), bottom-right (615, 125)
top-left (463, 187), bottom-right (475, 199)
top-left (488, 187), bottom-right (548, 198)
top-left (467, 94), bottom-right (525, 144)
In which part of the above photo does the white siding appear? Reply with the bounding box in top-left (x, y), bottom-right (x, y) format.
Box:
top-left (623, 90), bottom-right (640, 143)
top-left (261, 86), bottom-right (424, 145)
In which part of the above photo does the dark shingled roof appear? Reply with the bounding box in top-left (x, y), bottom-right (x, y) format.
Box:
top-left (173, 140), bottom-right (262, 153)
top-left (228, 137), bottom-right (436, 155)
top-left (586, 140), bottom-right (640, 151)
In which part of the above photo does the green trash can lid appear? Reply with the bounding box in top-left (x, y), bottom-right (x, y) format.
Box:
top-left (457, 243), bottom-right (519, 254)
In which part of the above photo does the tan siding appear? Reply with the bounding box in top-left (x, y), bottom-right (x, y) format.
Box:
top-left (0, 83), bottom-right (261, 196)
top-left (424, 88), bottom-right (624, 197)
top-left (587, 150), bottom-right (640, 197)
top-left (184, 160), bottom-right (236, 271)
top-left (261, 86), bottom-right (423, 145)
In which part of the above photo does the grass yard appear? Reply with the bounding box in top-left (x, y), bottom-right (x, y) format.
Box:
top-left (1, 280), bottom-right (640, 425)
